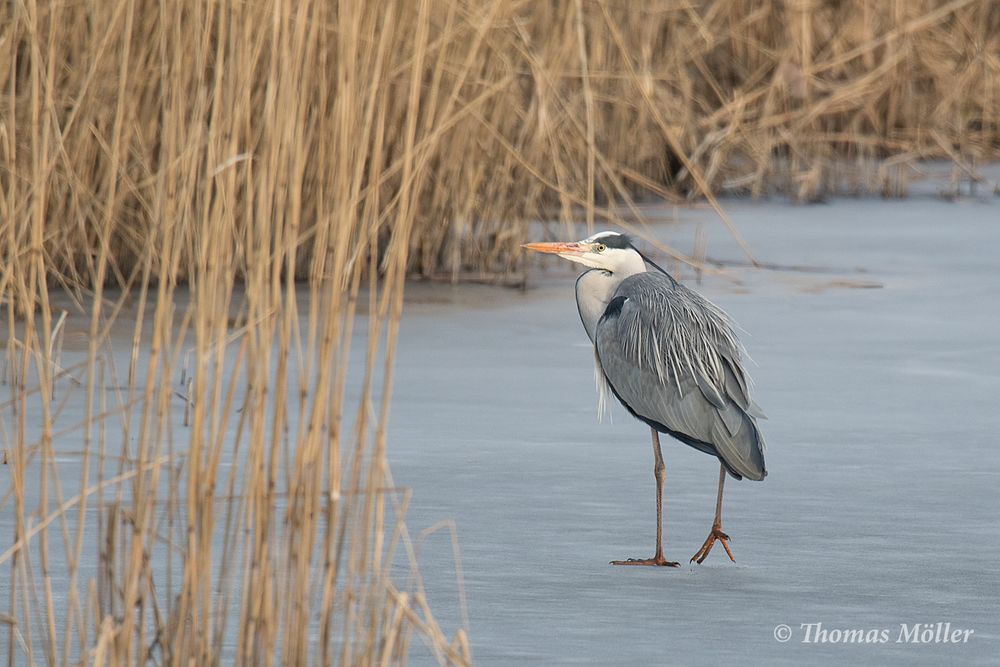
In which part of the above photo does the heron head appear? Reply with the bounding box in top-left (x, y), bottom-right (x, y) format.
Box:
top-left (522, 231), bottom-right (642, 273)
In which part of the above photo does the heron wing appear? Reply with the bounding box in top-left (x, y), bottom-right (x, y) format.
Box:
top-left (594, 272), bottom-right (766, 480)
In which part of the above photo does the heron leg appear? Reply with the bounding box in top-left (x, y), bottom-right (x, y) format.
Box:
top-left (690, 463), bottom-right (736, 564)
top-left (611, 429), bottom-right (680, 567)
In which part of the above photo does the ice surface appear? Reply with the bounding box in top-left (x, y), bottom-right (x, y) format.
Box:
top-left (391, 191), bottom-right (1000, 664)
top-left (3, 181), bottom-right (999, 664)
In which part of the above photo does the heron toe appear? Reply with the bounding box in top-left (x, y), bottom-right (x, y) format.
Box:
top-left (690, 526), bottom-right (735, 564)
top-left (610, 556), bottom-right (681, 567)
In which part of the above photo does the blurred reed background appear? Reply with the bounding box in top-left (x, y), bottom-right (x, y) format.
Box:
top-left (1, 0), bottom-right (998, 664)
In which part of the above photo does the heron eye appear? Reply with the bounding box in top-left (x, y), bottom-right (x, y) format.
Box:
top-left (596, 243), bottom-right (607, 252)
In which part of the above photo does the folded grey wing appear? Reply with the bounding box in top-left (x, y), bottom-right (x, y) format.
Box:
top-left (594, 277), bottom-right (766, 481)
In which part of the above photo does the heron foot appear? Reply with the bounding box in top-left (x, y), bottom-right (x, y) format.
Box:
top-left (610, 556), bottom-right (680, 567)
top-left (690, 525), bottom-right (735, 564)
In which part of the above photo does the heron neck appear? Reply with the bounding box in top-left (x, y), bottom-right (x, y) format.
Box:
top-left (575, 258), bottom-right (647, 342)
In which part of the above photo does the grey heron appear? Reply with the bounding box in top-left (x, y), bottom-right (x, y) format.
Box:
top-left (524, 231), bottom-right (766, 566)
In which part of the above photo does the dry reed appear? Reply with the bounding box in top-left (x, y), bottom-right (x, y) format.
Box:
top-left (1, 0), bottom-right (999, 664)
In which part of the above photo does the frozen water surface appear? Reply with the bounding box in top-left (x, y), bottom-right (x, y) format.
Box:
top-left (3, 183), bottom-right (999, 664)
top-left (392, 192), bottom-right (1000, 664)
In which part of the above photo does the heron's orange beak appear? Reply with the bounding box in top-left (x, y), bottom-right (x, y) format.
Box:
top-left (521, 241), bottom-right (584, 255)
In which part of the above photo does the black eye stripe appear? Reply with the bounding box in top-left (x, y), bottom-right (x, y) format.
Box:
top-left (586, 233), bottom-right (632, 250)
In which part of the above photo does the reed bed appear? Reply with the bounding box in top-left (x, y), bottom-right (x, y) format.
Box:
top-left (1, 0), bottom-right (999, 664)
